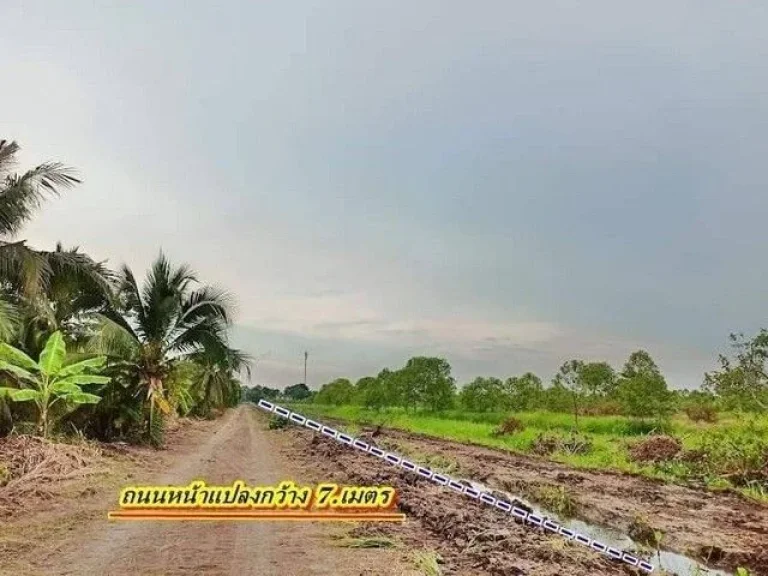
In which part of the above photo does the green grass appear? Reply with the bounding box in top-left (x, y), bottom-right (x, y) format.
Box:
top-left (288, 404), bottom-right (768, 494)
top-left (412, 550), bottom-right (442, 576)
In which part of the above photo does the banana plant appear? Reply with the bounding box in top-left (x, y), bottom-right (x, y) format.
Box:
top-left (0, 331), bottom-right (108, 437)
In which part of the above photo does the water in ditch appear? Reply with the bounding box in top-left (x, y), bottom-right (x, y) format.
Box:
top-left (468, 481), bottom-right (732, 576)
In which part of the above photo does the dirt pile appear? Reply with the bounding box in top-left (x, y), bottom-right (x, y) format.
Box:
top-left (629, 435), bottom-right (682, 463)
top-left (0, 434), bottom-right (103, 516)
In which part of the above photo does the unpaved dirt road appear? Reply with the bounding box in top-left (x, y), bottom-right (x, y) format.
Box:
top-left (1, 405), bottom-right (416, 576)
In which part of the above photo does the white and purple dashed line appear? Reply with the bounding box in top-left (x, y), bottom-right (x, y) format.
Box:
top-left (257, 400), bottom-right (655, 573)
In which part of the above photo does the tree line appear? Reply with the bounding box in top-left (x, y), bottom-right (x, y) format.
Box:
top-left (0, 140), bottom-right (250, 445)
top-left (296, 332), bottom-right (768, 420)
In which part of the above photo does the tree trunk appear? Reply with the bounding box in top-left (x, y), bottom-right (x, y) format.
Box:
top-left (572, 392), bottom-right (580, 428)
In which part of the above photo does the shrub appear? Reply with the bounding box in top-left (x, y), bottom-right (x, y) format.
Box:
top-left (531, 432), bottom-right (592, 456)
top-left (684, 404), bottom-right (718, 423)
top-left (628, 514), bottom-right (663, 547)
top-left (695, 425), bottom-right (768, 485)
top-left (581, 400), bottom-right (623, 416)
top-left (621, 418), bottom-right (672, 436)
top-left (532, 484), bottom-right (577, 517)
top-left (268, 415), bottom-right (290, 430)
top-left (491, 417), bottom-right (525, 437)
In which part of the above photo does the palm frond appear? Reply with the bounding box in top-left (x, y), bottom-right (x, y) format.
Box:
top-left (0, 240), bottom-right (50, 295)
top-left (0, 298), bottom-right (20, 342)
top-left (0, 162), bottom-right (79, 237)
top-left (0, 140), bottom-right (20, 178)
top-left (87, 314), bottom-right (140, 360)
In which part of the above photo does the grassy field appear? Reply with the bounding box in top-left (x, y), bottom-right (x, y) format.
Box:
top-left (286, 403), bottom-right (768, 503)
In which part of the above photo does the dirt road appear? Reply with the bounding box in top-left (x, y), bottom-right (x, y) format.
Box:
top-left (1, 405), bottom-right (416, 576)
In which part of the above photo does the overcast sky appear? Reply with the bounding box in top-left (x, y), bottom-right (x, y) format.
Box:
top-left (2, 1), bottom-right (767, 390)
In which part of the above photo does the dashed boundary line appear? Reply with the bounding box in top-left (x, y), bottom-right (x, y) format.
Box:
top-left (257, 400), bottom-right (654, 573)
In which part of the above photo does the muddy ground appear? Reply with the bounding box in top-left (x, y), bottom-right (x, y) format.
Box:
top-left (278, 416), bottom-right (768, 576)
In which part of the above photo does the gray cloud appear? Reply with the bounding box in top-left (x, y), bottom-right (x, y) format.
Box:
top-left (1, 1), bottom-right (765, 390)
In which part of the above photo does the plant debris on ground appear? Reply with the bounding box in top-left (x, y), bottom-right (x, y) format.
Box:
top-left (629, 435), bottom-right (682, 463)
top-left (0, 434), bottom-right (104, 516)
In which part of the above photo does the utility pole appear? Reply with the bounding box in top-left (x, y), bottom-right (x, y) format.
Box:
top-left (304, 351), bottom-right (308, 386)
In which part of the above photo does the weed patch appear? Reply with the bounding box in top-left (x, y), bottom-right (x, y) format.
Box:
top-left (531, 432), bottom-right (592, 456)
top-left (531, 484), bottom-right (577, 517)
top-left (490, 417), bottom-right (524, 437)
top-left (413, 550), bottom-right (442, 576)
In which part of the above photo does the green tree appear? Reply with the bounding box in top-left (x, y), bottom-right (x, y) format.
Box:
top-left (400, 356), bottom-right (455, 411)
top-left (283, 383), bottom-right (311, 401)
top-left (542, 378), bottom-right (573, 412)
top-left (552, 359), bottom-right (585, 426)
top-left (353, 376), bottom-right (377, 405)
top-left (14, 243), bottom-right (115, 356)
top-left (315, 378), bottom-right (355, 405)
top-left (579, 361), bottom-right (616, 397)
top-left (617, 350), bottom-right (673, 418)
top-left (459, 377), bottom-right (504, 412)
top-left (242, 385), bottom-right (280, 403)
top-left (0, 330), bottom-right (107, 436)
top-left (192, 347), bottom-right (252, 415)
top-left (704, 330), bottom-right (768, 412)
top-left (360, 369), bottom-right (398, 410)
top-left (89, 253), bottom-right (244, 444)
top-left (504, 372), bottom-right (544, 411)
top-left (0, 140), bottom-right (104, 297)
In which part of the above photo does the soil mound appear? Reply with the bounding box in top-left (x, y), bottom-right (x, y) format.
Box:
top-left (629, 435), bottom-right (682, 463)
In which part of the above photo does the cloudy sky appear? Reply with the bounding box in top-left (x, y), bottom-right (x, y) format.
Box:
top-left (2, 2), bottom-right (767, 390)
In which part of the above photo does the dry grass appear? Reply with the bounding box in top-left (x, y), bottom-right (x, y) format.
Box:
top-left (0, 434), bottom-right (105, 516)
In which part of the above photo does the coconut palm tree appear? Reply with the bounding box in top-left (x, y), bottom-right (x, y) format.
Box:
top-left (191, 346), bottom-right (252, 414)
top-left (15, 243), bottom-right (116, 356)
top-left (0, 140), bottom-right (85, 295)
top-left (90, 252), bottom-right (250, 443)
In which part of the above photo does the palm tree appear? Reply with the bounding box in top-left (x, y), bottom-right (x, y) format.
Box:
top-left (0, 141), bottom-right (114, 434)
top-left (0, 140), bottom-right (83, 295)
top-left (15, 243), bottom-right (116, 355)
top-left (90, 252), bottom-right (250, 442)
top-left (192, 346), bottom-right (252, 414)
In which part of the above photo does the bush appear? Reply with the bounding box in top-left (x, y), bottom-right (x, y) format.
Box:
top-left (268, 415), bottom-right (290, 430)
top-left (581, 401), bottom-right (623, 416)
top-left (491, 417), bottom-right (525, 437)
top-left (621, 418), bottom-right (672, 436)
top-left (694, 425), bottom-right (768, 485)
top-left (532, 484), bottom-right (577, 517)
top-left (684, 404), bottom-right (719, 423)
top-left (531, 432), bottom-right (593, 456)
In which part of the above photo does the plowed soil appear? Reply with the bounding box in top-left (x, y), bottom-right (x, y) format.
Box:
top-left (279, 416), bottom-right (768, 576)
